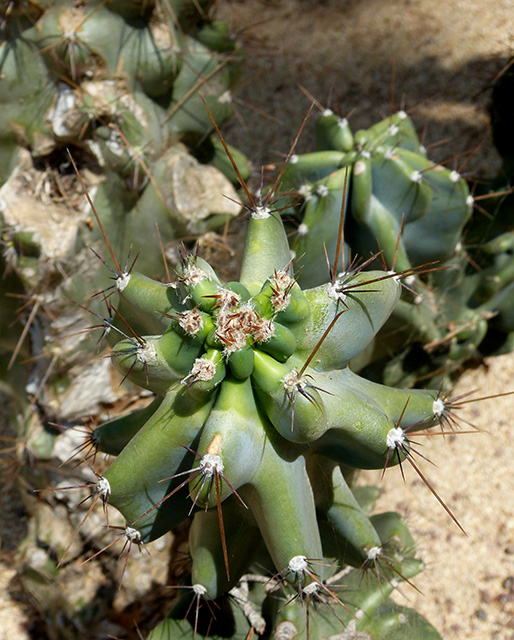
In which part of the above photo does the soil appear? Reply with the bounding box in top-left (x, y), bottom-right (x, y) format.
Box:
top-left (2, 1), bottom-right (514, 639)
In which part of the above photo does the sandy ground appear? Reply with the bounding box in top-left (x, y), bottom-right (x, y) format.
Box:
top-left (372, 355), bottom-right (514, 639)
top-left (2, 1), bottom-right (514, 638)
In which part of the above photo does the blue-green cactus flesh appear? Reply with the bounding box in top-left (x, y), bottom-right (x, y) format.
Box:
top-left (278, 105), bottom-right (514, 387)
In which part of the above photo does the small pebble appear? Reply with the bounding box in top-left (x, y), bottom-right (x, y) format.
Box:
top-left (475, 609), bottom-right (488, 621)
top-left (503, 576), bottom-right (514, 591)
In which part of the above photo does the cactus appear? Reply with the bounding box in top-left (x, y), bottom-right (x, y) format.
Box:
top-left (4, 7), bottom-right (509, 636)
top-left (45, 115), bottom-right (498, 638)
top-left (0, 0), bottom-right (246, 269)
top-left (0, 0), bottom-right (250, 436)
top-left (275, 106), bottom-right (514, 387)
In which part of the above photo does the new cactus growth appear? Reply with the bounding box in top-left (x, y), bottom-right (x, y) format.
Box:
top-left (55, 121), bottom-right (488, 638)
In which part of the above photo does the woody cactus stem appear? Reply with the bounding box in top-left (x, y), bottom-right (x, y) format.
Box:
top-left (0, 0), bottom-right (249, 428)
top-left (77, 148), bottom-right (465, 637)
top-left (0, 0), bottom-right (246, 292)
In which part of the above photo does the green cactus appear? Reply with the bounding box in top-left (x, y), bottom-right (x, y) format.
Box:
top-left (2, 6), bottom-right (510, 638)
top-left (279, 109), bottom-right (470, 285)
top-left (0, 0), bottom-right (251, 445)
top-left (0, 0), bottom-right (247, 296)
top-left (274, 106), bottom-right (514, 387)
top-left (51, 124), bottom-right (487, 637)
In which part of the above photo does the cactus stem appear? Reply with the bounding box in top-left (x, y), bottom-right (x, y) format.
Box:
top-left (133, 439), bottom-right (246, 532)
top-left (108, 337), bottom-right (153, 387)
top-left (298, 311), bottom-right (346, 378)
top-left (280, 310), bottom-right (346, 430)
top-left (282, 366), bottom-right (327, 432)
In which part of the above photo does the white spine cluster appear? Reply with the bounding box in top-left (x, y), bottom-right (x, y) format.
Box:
top-left (281, 367), bottom-right (306, 395)
top-left (116, 272), bottom-right (131, 292)
top-left (386, 427), bottom-right (406, 449)
top-left (270, 268), bottom-right (294, 312)
top-left (96, 477), bottom-right (111, 500)
top-left (410, 170), bottom-right (422, 184)
top-left (386, 270), bottom-right (402, 285)
top-left (192, 584), bottom-right (208, 597)
top-left (297, 222), bottom-right (309, 236)
top-left (366, 546), bottom-right (382, 561)
top-left (182, 358), bottom-right (217, 384)
top-left (288, 555), bottom-right (308, 574)
top-left (200, 453), bottom-right (224, 477)
top-left (298, 184), bottom-right (313, 202)
top-left (216, 287), bottom-right (241, 311)
top-left (178, 309), bottom-right (203, 335)
top-left (125, 526), bottom-right (141, 543)
top-left (433, 397), bottom-right (445, 416)
top-left (181, 264), bottom-right (209, 287)
top-left (252, 204), bottom-right (271, 219)
top-left (136, 341), bottom-right (157, 364)
top-left (326, 279), bottom-right (347, 303)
